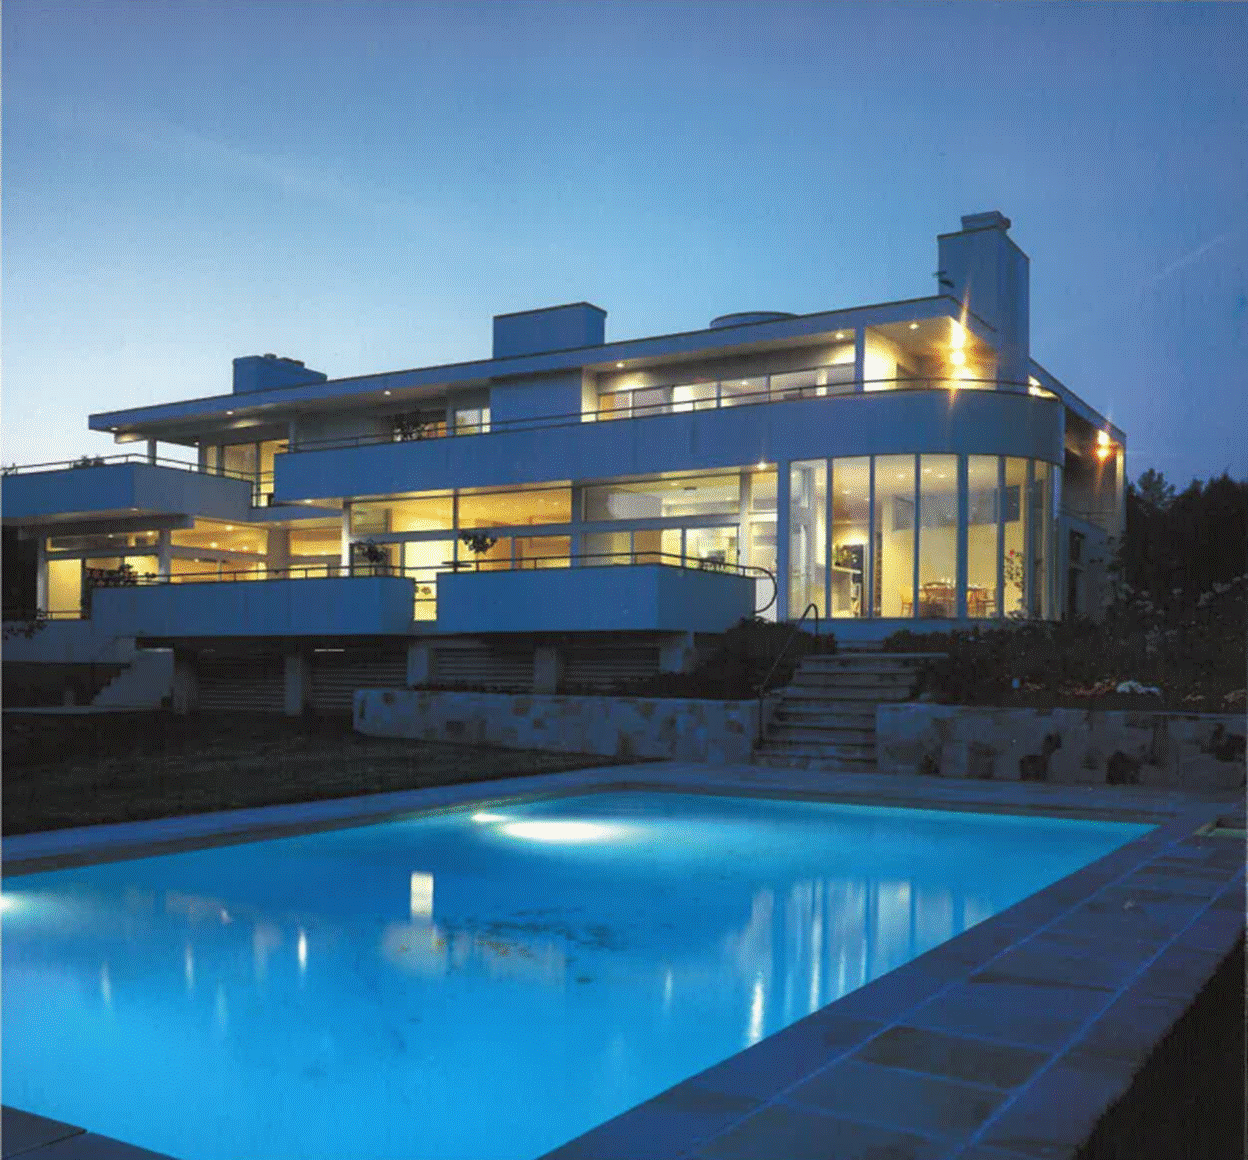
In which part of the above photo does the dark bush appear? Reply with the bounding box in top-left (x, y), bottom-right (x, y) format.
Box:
top-left (883, 576), bottom-right (1246, 711)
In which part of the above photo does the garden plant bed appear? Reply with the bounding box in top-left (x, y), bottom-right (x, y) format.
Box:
top-left (1, 710), bottom-right (626, 836)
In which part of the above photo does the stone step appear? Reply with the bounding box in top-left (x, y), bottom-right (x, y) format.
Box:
top-left (792, 670), bottom-right (916, 685)
top-left (782, 685), bottom-right (914, 702)
top-left (774, 707), bottom-right (876, 727)
top-left (767, 725), bottom-right (876, 745)
top-left (757, 740), bottom-right (877, 761)
top-left (799, 656), bottom-right (932, 672)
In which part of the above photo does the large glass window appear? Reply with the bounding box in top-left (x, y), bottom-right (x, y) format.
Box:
top-left (966, 456), bottom-right (1000, 618)
top-left (1002, 458), bottom-right (1029, 616)
top-left (514, 535), bottom-right (572, 568)
top-left (47, 558), bottom-right (82, 617)
top-left (686, 526), bottom-right (738, 569)
top-left (1031, 461), bottom-right (1054, 618)
top-left (584, 474), bottom-right (739, 522)
top-left (458, 487), bottom-right (572, 529)
top-left (582, 530), bottom-right (632, 565)
top-left (873, 456), bottom-right (915, 617)
top-left (918, 455), bottom-right (958, 617)
top-left (830, 458), bottom-right (869, 619)
top-left (788, 461), bottom-right (827, 616)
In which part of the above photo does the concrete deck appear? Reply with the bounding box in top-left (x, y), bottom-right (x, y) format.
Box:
top-left (3, 764), bottom-right (1244, 1160)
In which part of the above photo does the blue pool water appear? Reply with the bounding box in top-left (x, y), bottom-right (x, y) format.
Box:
top-left (2, 792), bottom-right (1148, 1160)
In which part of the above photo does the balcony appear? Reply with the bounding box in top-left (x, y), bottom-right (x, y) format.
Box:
top-left (91, 572), bottom-right (418, 640)
top-left (1, 456), bottom-right (255, 525)
top-left (273, 384), bottom-right (1064, 502)
top-left (435, 556), bottom-right (759, 634)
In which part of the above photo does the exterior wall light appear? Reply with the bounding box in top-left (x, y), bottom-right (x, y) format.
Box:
top-left (1096, 430), bottom-right (1114, 460)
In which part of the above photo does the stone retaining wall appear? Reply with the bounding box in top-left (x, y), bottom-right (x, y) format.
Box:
top-left (877, 703), bottom-right (1246, 790)
top-left (354, 688), bottom-right (758, 763)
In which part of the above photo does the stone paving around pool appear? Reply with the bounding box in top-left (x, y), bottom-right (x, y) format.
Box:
top-left (4, 764), bottom-right (1244, 1160)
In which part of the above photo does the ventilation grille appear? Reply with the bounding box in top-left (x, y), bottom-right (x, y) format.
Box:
top-left (309, 648), bottom-right (407, 712)
top-left (433, 643), bottom-right (534, 691)
top-left (197, 654), bottom-right (284, 712)
top-left (563, 644), bottom-right (661, 689)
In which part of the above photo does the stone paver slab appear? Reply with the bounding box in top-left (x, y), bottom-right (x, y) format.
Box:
top-left (853, 1025), bottom-right (1048, 1090)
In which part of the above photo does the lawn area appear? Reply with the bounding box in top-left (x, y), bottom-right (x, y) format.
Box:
top-left (2, 710), bottom-right (631, 837)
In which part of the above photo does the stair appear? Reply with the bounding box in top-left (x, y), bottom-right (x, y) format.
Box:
top-left (91, 648), bottom-right (175, 709)
top-left (754, 652), bottom-right (939, 772)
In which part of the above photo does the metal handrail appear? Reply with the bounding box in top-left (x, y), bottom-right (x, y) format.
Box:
top-left (283, 377), bottom-right (1038, 456)
top-left (0, 453), bottom-right (255, 482)
top-left (115, 550), bottom-right (771, 587)
top-left (756, 601), bottom-right (822, 745)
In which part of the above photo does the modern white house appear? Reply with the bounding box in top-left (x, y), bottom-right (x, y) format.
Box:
top-left (2, 211), bottom-right (1124, 712)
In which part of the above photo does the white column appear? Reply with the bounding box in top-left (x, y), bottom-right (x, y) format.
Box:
top-left (283, 651), bottom-right (310, 717)
top-left (146, 439), bottom-right (158, 464)
top-left (532, 645), bottom-right (562, 694)
top-left (35, 536), bottom-right (48, 612)
top-left (157, 529), bottom-right (172, 581)
top-left (406, 641), bottom-right (433, 686)
top-left (776, 461), bottom-right (791, 621)
top-left (340, 505), bottom-right (352, 572)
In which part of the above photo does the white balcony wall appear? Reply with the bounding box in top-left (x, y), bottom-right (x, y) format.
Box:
top-left (274, 391), bottom-right (1065, 504)
top-left (1, 463), bottom-right (254, 524)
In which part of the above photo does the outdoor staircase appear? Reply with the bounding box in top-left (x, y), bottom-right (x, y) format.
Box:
top-left (91, 648), bottom-right (175, 709)
top-left (754, 652), bottom-right (939, 771)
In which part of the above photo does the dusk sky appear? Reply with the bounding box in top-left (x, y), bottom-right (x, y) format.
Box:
top-left (3, 0), bottom-right (1245, 484)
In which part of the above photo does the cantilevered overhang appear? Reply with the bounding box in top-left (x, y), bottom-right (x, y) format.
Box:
top-left (88, 295), bottom-right (987, 443)
top-left (0, 462), bottom-right (254, 527)
top-left (274, 388), bottom-right (1063, 504)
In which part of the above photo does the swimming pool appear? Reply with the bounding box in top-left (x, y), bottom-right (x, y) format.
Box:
top-left (2, 791), bottom-right (1150, 1160)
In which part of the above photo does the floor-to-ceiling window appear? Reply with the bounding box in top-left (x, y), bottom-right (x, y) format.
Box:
top-left (788, 461), bottom-right (827, 616)
top-left (918, 455), bottom-right (958, 617)
top-left (1002, 458), bottom-right (1029, 616)
top-left (873, 456), bottom-right (916, 617)
top-left (830, 458), bottom-right (870, 618)
top-left (966, 456), bottom-right (1000, 617)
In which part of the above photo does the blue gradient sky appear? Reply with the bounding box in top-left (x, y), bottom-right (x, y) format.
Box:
top-left (3, 0), bottom-right (1245, 483)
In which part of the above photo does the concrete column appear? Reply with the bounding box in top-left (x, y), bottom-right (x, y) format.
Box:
top-left (35, 536), bottom-right (48, 612)
top-left (659, 631), bottom-right (696, 674)
top-left (266, 527), bottom-right (291, 577)
top-left (532, 644), bottom-right (562, 694)
top-left (955, 455), bottom-right (969, 619)
top-left (172, 652), bottom-right (198, 715)
top-left (853, 328), bottom-right (866, 391)
top-left (157, 530), bottom-right (172, 581)
top-left (283, 650), bottom-right (311, 717)
top-left (775, 460), bottom-right (791, 621)
top-left (406, 640), bottom-right (433, 686)
top-left (340, 505), bottom-right (353, 572)
top-left (146, 439), bottom-right (158, 464)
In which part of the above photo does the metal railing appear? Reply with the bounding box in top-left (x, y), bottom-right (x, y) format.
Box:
top-left (284, 376), bottom-right (1037, 456)
top-left (0, 453), bottom-right (254, 482)
top-left (756, 601), bottom-right (822, 745)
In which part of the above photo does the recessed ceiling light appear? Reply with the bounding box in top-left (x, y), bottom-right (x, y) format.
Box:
top-left (384, 390), bottom-right (391, 396)
top-left (909, 322), bottom-right (919, 330)
top-left (835, 331), bottom-right (846, 340)
top-left (226, 410), bottom-right (234, 415)
top-left (616, 362), bottom-right (624, 369)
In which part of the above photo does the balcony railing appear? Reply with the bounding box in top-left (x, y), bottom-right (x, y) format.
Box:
top-left (283, 376), bottom-right (1037, 456)
top-left (44, 551), bottom-right (776, 623)
top-left (0, 454), bottom-right (283, 510)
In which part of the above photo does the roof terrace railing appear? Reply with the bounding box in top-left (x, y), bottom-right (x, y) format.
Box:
top-left (284, 375), bottom-right (1039, 456)
top-left (0, 453), bottom-right (256, 482)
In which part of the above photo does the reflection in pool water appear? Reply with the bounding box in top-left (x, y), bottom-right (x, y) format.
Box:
top-left (2, 792), bottom-right (1148, 1160)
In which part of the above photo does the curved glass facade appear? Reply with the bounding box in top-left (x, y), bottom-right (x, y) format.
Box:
top-left (787, 455), bottom-right (1059, 620)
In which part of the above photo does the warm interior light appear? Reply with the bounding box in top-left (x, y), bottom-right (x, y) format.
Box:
top-left (616, 362), bottom-right (624, 368)
top-left (909, 322), bottom-right (919, 330)
top-left (949, 349), bottom-right (966, 366)
top-left (835, 331), bottom-right (846, 340)
top-left (949, 321), bottom-right (965, 350)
